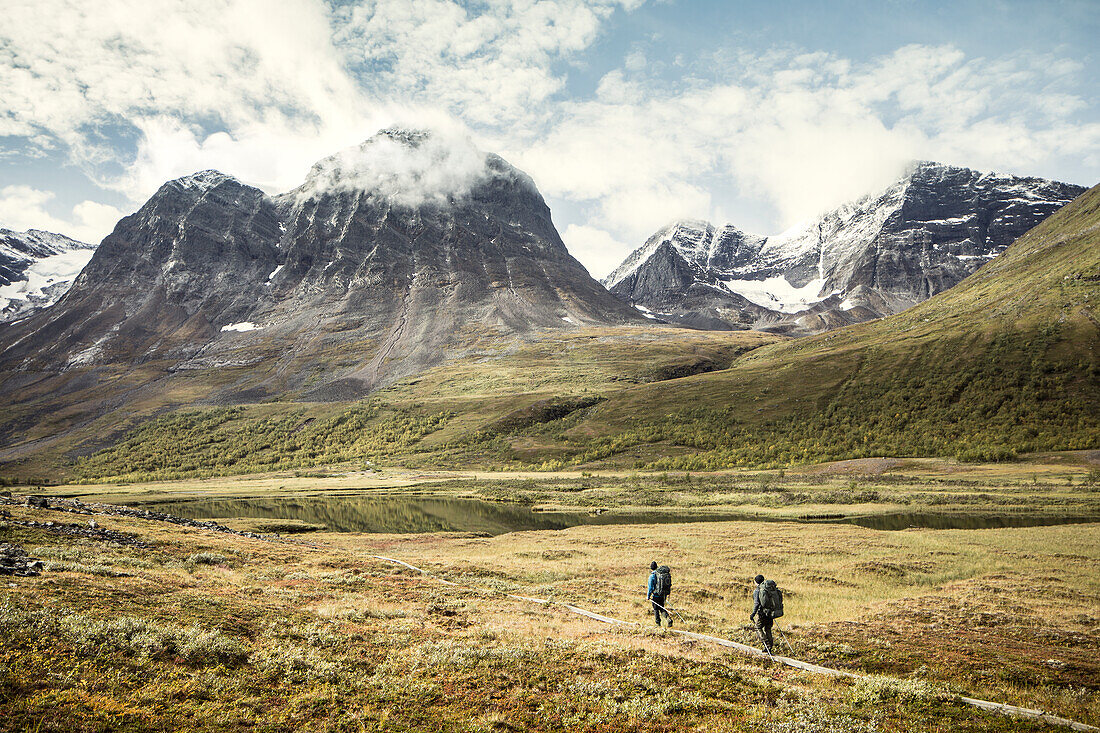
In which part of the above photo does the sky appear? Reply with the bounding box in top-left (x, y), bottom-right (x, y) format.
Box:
top-left (1, 0), bottom-right (1098, 278)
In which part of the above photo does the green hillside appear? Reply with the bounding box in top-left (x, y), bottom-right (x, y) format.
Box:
top-left (562, 183), bottom-right (1100, 468)
top-left (26, 328), bottom-right (775, 482)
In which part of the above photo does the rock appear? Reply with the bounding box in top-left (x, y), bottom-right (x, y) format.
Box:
top-left (0, 543), bottom-right (44, 577)
top-left (606, 162), bottom-right (1087, 335)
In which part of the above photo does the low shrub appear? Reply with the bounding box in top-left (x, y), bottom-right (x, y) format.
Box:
top-left (188, 552), bottom-right (228, 565)
top-left (848, 675), bottom-right (953, 707)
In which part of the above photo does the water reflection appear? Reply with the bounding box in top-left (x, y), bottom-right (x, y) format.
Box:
top-left (840, 512), bottom-right (1100, 531)
top-left (134, 495), bottom-right (1100, 535)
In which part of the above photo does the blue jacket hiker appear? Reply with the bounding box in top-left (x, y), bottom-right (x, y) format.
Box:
top-left (646, 561), bottom-right (673, 627)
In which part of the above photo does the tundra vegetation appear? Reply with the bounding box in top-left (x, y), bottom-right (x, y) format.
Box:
top-left (2, 456), bottom-right (1099, 732)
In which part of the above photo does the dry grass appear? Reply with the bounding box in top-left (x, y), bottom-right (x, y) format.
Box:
top-left (1, 497), bottom-right (1095, 732)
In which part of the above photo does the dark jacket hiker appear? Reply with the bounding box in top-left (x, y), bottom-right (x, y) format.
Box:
top-left (750, 575), bottom-right (783, 652)
top-left (646, 561), bottom-right (673, 627)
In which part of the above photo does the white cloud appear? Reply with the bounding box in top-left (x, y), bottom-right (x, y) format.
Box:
top-left (0, 186), bottom-right (124, 244)
top-left (299, 127), bottom-right (491, 207)
top-left (562, 224), bottom-right (634, 279)
top-left (2, 0), bottom-right (375, 198)
top-left (335, 0), bottom-right (641, 129)
top-left (514, 43), bottom-right (1100, 272)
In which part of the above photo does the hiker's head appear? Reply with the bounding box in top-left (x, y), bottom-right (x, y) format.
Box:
top-left (754, 574), bottom-right (764, 584)
top-left (651, 561), bottom-right (658, 570)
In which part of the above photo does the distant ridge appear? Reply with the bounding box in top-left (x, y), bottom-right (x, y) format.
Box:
top-left (606, 162), bottom-right (1086, 334)
top-left (579, 181), bottom-right (1100, 467)
top-left (0, 228), bottom-right (95, 323)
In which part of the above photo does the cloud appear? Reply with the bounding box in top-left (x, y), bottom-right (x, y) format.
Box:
top-left (1, 0), bottom-right (644, 207)
top-left (298, 126), bottom-right (491, 207)
top-left (1, 0), bottom-right (375, 198)
top-left (561, 224), bottom-right (634, 280)
top-left (335, 0), bottom-right (643, 130)
top-left (514, 43), bottom-right (1100, 275)
top-left (0, 186), bottom-right (124, 244)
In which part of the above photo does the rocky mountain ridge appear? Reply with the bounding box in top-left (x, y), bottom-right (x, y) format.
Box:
top-left (0, 228), bottom-right (95, 323)
top-left (0, 129), bottom-right (643, 400)
top-left (605, 162), bottom-right (1087, 333)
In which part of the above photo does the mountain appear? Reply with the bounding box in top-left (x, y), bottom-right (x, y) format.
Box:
top-left (59, 182), bottom-right (1100, 481)
top-left (605, 162), bottom-right (1087, 334)
top-left (0, 228), bottom-right (95, 323)
top-left (575, 181), bottom-right (1100, 467)
top-left (0, 129), bottom-right (643, 405)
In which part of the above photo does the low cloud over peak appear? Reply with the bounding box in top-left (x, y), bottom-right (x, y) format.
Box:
top-left (297, 127), bottom-right (491, 207)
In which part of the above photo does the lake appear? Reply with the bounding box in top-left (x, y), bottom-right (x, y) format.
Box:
top-left (134, 495), bottom-right (1100, 535)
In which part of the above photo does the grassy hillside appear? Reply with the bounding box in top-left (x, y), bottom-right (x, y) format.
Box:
top-left (550, 183), bottom-right (1100, 469)
top-left (2, 328), bottom-right (776, 482)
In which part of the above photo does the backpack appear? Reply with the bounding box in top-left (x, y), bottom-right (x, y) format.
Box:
top-left (761, 579), bottom-right (783, 618)
top-left (654, 566), bottom-right (672, 597)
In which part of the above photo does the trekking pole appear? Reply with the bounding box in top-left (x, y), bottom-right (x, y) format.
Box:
top-left (649, 599), bottom-right (687, 625)
top-left (750, 621), bottom-right (775, 659)
top-left (777, 628), bottom-right (798, 656)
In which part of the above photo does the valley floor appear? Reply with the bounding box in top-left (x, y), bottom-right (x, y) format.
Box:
top-left (2, 459), bottom-right (1099, 732)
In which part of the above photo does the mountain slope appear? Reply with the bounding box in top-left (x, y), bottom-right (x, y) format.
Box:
top-left (59, 185), bottom-right (1100, 481)
top-left (0, 228), bottom-right (95, 323)
top-left (572, 181), bottom-right (1100, 466)
top-left (0, 129), bottom-right (648, 463)
top-left (607, 163), bottom-right (1086, 334)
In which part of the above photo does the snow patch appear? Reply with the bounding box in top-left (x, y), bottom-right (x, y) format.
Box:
top-left (722, 276), bottom-right (832, 314)
top-left (922, 216), bottom-right (973, 224)
top-left (561, 316), bottom-right (578, 325)
top-left (632, 304), bottom-right (659, 320)
top-left (266, 264), bottom-right (284, 282)
top-left (221, 322), bottom-right (260, 332)
top-left (0, 248), bottom-right (94, 314)
top-left (176, 170), bottom-right (233, 193)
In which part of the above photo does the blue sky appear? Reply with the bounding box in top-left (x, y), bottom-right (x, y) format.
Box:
top-left (2, 0), bottom-right (1097, 276)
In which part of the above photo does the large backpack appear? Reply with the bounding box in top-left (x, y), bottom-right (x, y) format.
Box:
top-left (761, 579), bottom-right (783, 618)
top-left (654, 566), bottom-right (672, 597)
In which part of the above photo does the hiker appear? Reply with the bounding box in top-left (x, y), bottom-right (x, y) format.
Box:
top-left (646, 561), bottom-right (673, 627)
top-left (750, 574), bottom-right (783, 652)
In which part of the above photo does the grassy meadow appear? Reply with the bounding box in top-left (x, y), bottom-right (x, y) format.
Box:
top-left (3, 456), bottom-right (1100, 732)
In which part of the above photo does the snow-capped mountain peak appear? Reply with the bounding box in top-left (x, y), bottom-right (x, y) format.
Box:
top-left (605, 162), bottom-right (1086, 334)
top-left (0, 227), bottom-right (96, 323)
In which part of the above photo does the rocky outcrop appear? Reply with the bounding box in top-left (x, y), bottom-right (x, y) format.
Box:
top-left (0, 172), bottom-right (283, 369)
top-left (606, 162), bottom-right (1087, 334)
top-left (0, 542), bottom-right (44, 576)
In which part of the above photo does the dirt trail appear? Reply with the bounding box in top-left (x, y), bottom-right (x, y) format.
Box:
top-left (370, 554), bottom-right (1099, 733)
